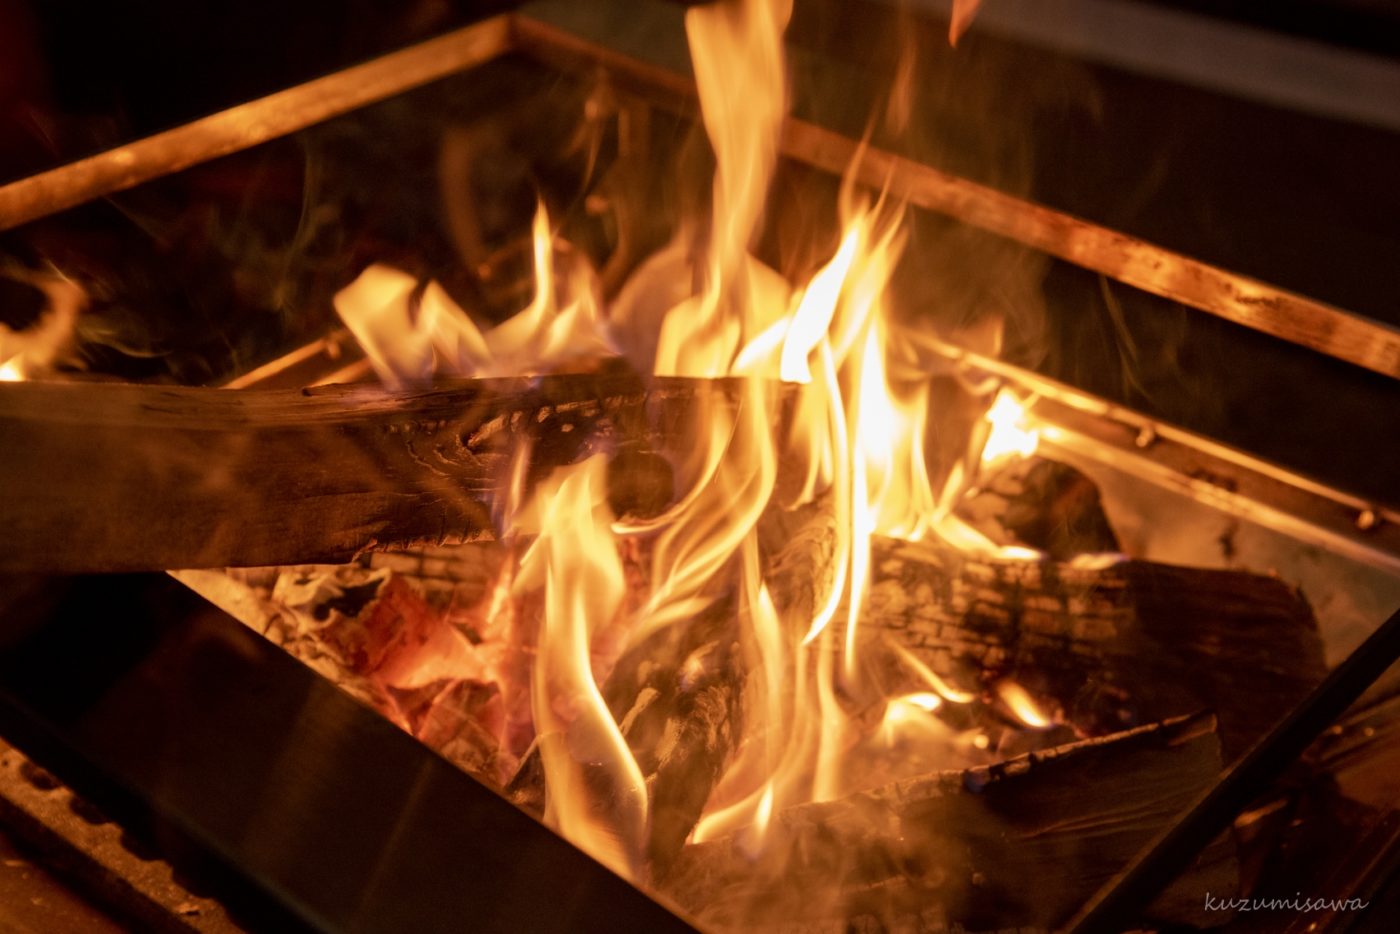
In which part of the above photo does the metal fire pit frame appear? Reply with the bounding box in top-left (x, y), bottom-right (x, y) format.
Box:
top-left (2, 9), bottom-right (1400, 932)
top-left (3, 12), bottom-right (1399, 381)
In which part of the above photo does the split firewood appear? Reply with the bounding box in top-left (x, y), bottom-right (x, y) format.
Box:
top-left (0, 373), bottom-right (729, 573)
top-left (661, 712), bottom-right (1237, 932)
top-left (862, 535), bottom-right (1327, 760)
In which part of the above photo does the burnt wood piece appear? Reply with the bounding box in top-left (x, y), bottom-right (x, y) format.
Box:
top-left (0, 373), bottom-right (733, 573)
top-left (662, 712), bottom-right (1235, 932)
top-left (0, 573), bottom-right (694, 934)
top-left (607, 601), bottom-right (743, 877)
top-left (503, 598), bottom-right (742, 878)
top-left (864, 536), bottom-right (1327, 760)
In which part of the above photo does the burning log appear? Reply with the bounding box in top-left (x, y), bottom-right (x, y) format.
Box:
top-left (863, 535), bottom-right (1327, 759)
top-left (0, 373), bottom-right (718, 573)
top-left (661, 712), bottom-right (1237, 932)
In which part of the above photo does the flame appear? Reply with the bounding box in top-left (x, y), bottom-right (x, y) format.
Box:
top-left (948, 0), bottom-right (985, 46)
top-left (329, 0), bottom-right (1056, 878)
top-left (980, 387), bottom-right (1040, 465)
top-left (333, 201), bottom-right (613, 386)
top-left (996, 680), bottom-right (1054, 729)
top-left (511, 455), bottom-right (648, 877)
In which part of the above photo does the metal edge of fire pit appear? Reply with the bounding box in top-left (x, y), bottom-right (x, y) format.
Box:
top-left (0, 13), bottom-right (517, 232)
top-left (0, 574), bottom-right (696, 934)
top-left (0, 738), bottom-right (241, 933)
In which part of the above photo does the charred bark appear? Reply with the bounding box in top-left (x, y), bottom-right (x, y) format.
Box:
top-left (863, 535), bottom-right (1327, 759)
top-left (958, 455), bottom-right (1121, 558)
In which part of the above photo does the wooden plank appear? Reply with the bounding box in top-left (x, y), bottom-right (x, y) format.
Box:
top-left (0, 374), bottom-right (728, 572)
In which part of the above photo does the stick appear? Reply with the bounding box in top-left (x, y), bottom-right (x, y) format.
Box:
top-left (0, 18), bottom-right (513, 231)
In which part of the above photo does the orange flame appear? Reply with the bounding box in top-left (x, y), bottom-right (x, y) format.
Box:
top-left (334, 202), bottom-right (612, 385)
top-left (511, 455), bottom-right (648, 877)
top-left (329, 0), bottom-right (1055, 871)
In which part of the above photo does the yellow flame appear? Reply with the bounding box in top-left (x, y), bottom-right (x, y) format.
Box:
top-left (981, 388), bottom-right (1040, 465)
top-left (0, 269), bottom-right (86, 382)
top-left (333, 202), bottom-right (613, 385)
top-left (996, 680), bottom-right (1054, 729)
top-left (512, 455), bottom-right (648, 877)
top-left (327, 0), bottom-right (1067, 868)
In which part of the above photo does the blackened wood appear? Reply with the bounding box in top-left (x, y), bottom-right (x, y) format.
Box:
top-left (662, 712), bottom-right (1235, 932)
top-left (607, 601), bottom-right (742, 876)
top-left (0, 374), bottom-right (725, 573)
top-left (865, 536), bottom-right (1327, 759)
top-left (1065, 603), bottom-right (1400, 934)
top-left (0, 573), bottom-right (694, 934)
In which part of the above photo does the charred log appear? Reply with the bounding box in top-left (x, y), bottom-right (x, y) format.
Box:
top-left (662, 712), bottom-right (1236, 932)
top-left (958, 455), bottom-right (1121, 558)
top-left (863, 535), bottom-right (1327, 759)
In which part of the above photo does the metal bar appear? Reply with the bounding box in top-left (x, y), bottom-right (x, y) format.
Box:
top-left (0, 574), bottom-right (695, 933)
top-left (511, 15), bottom-right (1400, 381)
top-left (1062, 602), bottom-right (1400, 934)
top-left (0, 16), bottom-right (514, 232)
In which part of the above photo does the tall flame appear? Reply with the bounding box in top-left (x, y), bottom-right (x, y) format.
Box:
top-left (330, 0), bottom-right (1055, 879)
top-left (512, 455), bottom-right (648, 877)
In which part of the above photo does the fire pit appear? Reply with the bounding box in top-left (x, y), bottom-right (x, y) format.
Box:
top-left (1, 2), bottom-right (1399, 932)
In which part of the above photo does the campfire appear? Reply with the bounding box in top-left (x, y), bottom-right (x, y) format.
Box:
top-left (2, 1), bottom-right (1399, 932)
